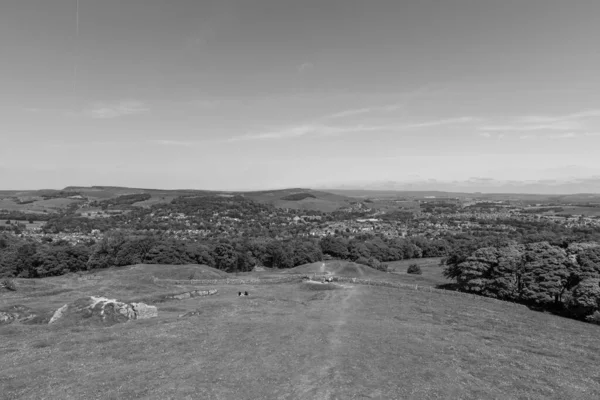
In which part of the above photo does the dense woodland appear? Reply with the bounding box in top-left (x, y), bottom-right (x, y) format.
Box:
top-left (444, 242), bottom-right (600, 324)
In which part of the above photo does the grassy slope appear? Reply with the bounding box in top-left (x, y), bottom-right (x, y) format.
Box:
top-left (385, 257), bottom-right (451, 287)
top-left (1, 273), bottom-right (599, 400)
top-left (244, 189), bottom-right (357, 212)
top-left (280, 260), bottom-right (391, 279)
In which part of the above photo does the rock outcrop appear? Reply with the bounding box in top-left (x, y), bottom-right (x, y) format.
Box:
top-left (0, 305), bottom-right (42, 325)
top-left (131, 302), bottom-right (158, 319)
top-left (178, 310), bottom-right (203, 318)
top-left (48, 296), bottom-right (158, 326)
top-left (164, 289), bottom-right (218, 300)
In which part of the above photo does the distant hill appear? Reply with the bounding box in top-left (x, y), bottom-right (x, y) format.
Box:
top-left (0, 186), bottom-right (359, 213)
top-left (323, 189), bottom-right (600, 204)
top-left (241, 188), bottom-right (357, 212)
top-left (320, 177), bottom-right (600, 196)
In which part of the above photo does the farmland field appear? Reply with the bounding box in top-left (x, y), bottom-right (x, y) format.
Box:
top-left (0, 220), bottom-right (46, 230)
top-left (1, 264), bottom-right (599, 399)
top-left (555, 206), bottom-right (600, 217)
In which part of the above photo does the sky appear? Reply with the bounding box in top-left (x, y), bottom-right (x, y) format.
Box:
top-left (1, 0), bottom-right (600, 191)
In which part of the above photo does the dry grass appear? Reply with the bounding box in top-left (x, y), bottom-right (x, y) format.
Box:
top-left (1, 266), bottom-right (599, 399)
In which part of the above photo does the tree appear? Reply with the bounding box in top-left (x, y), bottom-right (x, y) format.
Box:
top-left (213, 243), bottom-right (237, 271)
top-left (319, 236), bottom-right (349, 259)
top-left (292, 240), bottom-right (323, 266)
top-left (348, 240), bottom-right (370, 261)
top-left (567, 278), bottom-right (600, 319)
top-left (520, 242), bottom-right (572, 306)
top-left (87, 230), bottom-right (128, 270)
top-left (575, 246), bottom-right (600, 280)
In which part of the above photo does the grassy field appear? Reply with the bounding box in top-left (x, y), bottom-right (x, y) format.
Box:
top-left (385, 257), bottom-right (450, 287)
top-left (555, 206), bottom-right (600, 217)
top-left (0, 220), bottom-right (46, 230)
top-left (1, 265), bottom-right (600, 399)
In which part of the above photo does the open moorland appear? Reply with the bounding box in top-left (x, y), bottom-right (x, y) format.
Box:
top-left (1, 262), bottom-right (599, 400)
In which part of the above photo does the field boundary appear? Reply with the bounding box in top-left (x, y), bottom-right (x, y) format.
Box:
top-left (154, 274), bottom-right (528, 309)
top-left (153, 275), bottom-right (307, 286)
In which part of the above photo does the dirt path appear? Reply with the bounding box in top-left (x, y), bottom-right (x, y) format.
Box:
top-left (286, 285), bottom-right (361, 400)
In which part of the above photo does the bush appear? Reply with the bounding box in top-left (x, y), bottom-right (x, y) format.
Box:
top-left (407, 264), bottom-right (422, 275)
top-left (586, 311), bottom-right (600, 325)
top-left (1, 278), bottom-right (17, 291)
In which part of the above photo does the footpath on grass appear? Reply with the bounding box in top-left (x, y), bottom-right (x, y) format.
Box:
top-left (154, 274), bottom-right (528, 310)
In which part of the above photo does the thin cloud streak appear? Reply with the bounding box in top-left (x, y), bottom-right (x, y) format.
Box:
top-left (83, 100), bottom-right (150, 119)
top-left (326, 103), bottom-right (405, 119)
top-left (322, 84), bottom-right (446, 120)
top-left (402, 117), bottom-right (479, 129)
top-left (520, 109), bottom-right (600, 123)
top-left (228, 117), bottom-right (478, 142)
top-left (148, 139), bottom-right (202, 146)
top-left (480, 109), bottom-right (600, 133)
top-left (518, 132), bottom-right (600, 139)
top-left (480, 121), bottom-right (583, 132)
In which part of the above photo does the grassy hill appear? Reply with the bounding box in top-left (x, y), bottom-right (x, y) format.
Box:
top-left (1, 265), bottom-right (599, 399)
top-left (385, 257), bottom-right (451, 287)
top-left (241, 188), bottom-right (357, 212)
top-left (280, 260), bottom-right (390, 278)
top-left (0, 186), bottom-right (360, 213)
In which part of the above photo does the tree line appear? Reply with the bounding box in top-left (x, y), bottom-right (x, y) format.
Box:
top-left (443, 241), bottom-right (600, 324)
top-left (0, 231), bottom-right (450, 279)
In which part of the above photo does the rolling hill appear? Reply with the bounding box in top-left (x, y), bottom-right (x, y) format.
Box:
top-left (1, 264), bottom-right (599, 399)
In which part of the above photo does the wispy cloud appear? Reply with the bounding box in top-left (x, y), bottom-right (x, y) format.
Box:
top-left (83, 100), bottom-right (149, 119)
top-left (228, 124), bottom-right (388, 142)
top-left (520, 109), bottom-right (600, 124)
top-left (519, 132), bottom-right (600, 140)
top-left (480, 109), bottom-right (600, 133)
top-left (480, 121), bottom-right (583, 132)
top-left (550, 132), bottom-right (579, 139)
top-left (229, 117), bottom-right (478, 142)
top-left (297, 62), bottom-right (314, 73)
top-left (402, 117), bottom-right (479, 129)
top-left (48, 141), bottom-right (131, 149)
top-left (519, 134), bottom-right (538, 140)
top-left (322, 85), bottom-right (446, 121)
top-left (147, 139), bottom-right (206, 146)
top-left (479, 132), bottom-right (506, 139)
top-left (326, 103), bottom-right (405, 119)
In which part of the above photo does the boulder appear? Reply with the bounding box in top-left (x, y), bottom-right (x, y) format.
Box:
top-left (48, 296), bottom-right (157, 326)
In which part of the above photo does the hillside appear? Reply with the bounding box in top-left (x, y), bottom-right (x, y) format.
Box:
top-left (241, 188), bottom-right (357, 212)
top-left (1, 268), bottom-right (599, 399)
top-left (0, 186), bottom-right (360, 214)
top-left (281, 260), bottom-right (392, 278)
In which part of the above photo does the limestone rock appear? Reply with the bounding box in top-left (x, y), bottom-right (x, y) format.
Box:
top-left (49, 304), bottom-right (68, 324)
top-left (131, 302), bottom-right (158, 319)
top-left (165, 289), bottom-right (218, 301)
top-left (48, 296), bottom-right (157, 326)
top-left (178, 310), bottom-right (202, 318)
top-left (0, 305), bottom-right (39, 325)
